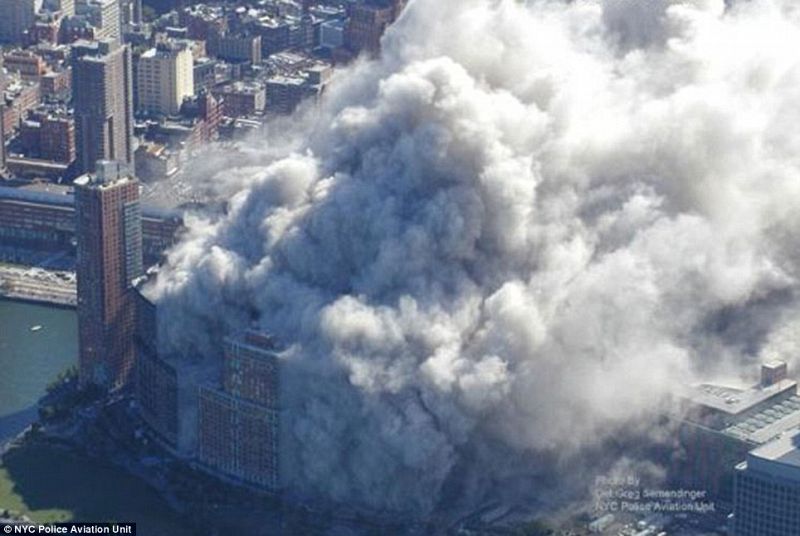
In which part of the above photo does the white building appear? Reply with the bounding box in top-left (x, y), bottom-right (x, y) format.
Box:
top-left (136, 42), bottom-right (194, 117)
top-left (733, 429), bottom-right (800, 535)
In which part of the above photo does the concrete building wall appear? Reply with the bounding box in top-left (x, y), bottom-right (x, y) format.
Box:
top-left (137, 44), bottom-right (194, 116)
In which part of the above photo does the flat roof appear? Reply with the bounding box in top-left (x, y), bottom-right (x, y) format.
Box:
top-left (0, 183), bottom-right (180, 220)
top-left (724, 394), bottom-right (800, 444)
top-left (266, 76), bottom-right (305, 85)
top-left (6, 157), bottom-right (69, 171)
top-left (685, 378), bottom-right (797, 415)
top-left (74, 173), bottom-right (132, 189)
top-left (750, 429), bottom-right (800, 468)
top-left (18, 181), bottom-right (72, 195)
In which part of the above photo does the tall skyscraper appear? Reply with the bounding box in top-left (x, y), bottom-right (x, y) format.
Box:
top-left (198, 330), bottom-right (280, 491)
top-left (75, 160), bottom-right (143, 390)
top-left (71, 39), bottom-right (134, 175)
top-left (75, 0), bottom-right (121, 42)
top-left (136, 42), bottom-right (194, 116)
top-left (733, 429), bottom-right (800, 535)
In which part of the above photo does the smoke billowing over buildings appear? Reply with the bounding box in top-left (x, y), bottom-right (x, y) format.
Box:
top-left (145, 0), bottom-right (800, 515)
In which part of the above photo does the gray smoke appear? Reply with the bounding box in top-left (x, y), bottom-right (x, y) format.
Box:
top-left (149, 0), bottom-right (800, 514)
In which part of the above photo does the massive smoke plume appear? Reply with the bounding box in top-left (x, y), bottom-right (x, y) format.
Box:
top-left (149, 0), bottom-right (800, 515)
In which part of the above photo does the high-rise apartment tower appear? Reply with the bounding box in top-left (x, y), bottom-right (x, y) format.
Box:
top-left (75, 160), bottom-right (143, 389)
top-left (71, 39), bottom-right (134, 175)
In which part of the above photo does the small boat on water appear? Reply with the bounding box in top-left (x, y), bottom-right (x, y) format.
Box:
top-left (30, 325), bottom-right (43, 332)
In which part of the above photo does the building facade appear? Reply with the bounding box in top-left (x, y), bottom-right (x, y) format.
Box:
top-left (198, 331), bottom-right (280, 491)
top-left (71, 40), bottom-right (134, 175)
top-left (2, 79), bottom-right (41, 136)
top-left (733, 430), bottom-right (800, 536)
top-left (265, 76), bottom-right (306, 115)
top-left (75, 161), bottom-right (142, 389)
top-left (135, 290), bottom-right (180, 447)
top-left (3, 50), bottom-right (47, 80)
top-left (19, 111), bottom-right (76, 164)
top-left (208, 31), bottom-right (262, 64)
top-left (215, 82), bottom-right (265, 118)
top-left (136, 42), bottom-right (194, 116)
top-left (75, 0), bottom-right (120, 42)
top-left (345, 1), bottom-right (394, 56)
top-left (40, 69), bottom-right (72, 100)
top-left (41, 114), bottom-right (76, 162)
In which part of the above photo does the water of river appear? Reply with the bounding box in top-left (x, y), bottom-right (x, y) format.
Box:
top-left (0, 299), bottom-right (77, 444)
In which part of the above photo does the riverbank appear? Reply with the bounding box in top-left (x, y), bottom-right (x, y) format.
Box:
top-left (0, 265), bottom-right (76, 308)
top-left (0, 433), bottom-right (192, 534)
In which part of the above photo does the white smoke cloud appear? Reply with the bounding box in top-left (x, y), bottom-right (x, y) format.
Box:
top-left (150, 0), bottom-right (800, 514)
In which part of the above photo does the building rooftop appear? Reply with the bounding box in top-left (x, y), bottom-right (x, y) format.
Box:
top-left (142, 41), bottom-right (190, 59)
top-left (724, 394), bottom-right (800, 444)
top-left (320, 18), bottom-right (345, 29)
top-left (750, 429), bottom-right (800, 468)
top-left (74, 161), bottom-right (133, 188)
top-left (685, 378), bottom-right (797, 416)
top-left (219, 81), bottom-right (264, 93)
top-left (0, 181), bottom-right (179, 220)
top-left (266, 75), bottom-right (305, 85)
top-left (18, 181), bottom-right (72, 195)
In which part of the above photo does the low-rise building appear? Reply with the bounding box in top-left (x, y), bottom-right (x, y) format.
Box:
top-left (28, 111), bottom-right (76, 163)
top-left (135, 141), bottom-right (179, 181)
top-left (253, 19), bottom-right (291, 57)
top-left (40, 68), bottom-right (72, 101)
top-left (0, 183), bottom-right (182, 266)
top-left (3, 50), bottom-right (47, 80)
top-left (265, 75), bottom-right (306, 115)
top-left (208, 31), bottom-right (261, 65)
top-left (2, 78), bottom-right (41, 137)
top-left (215, 81), bottom-right (265, 118)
